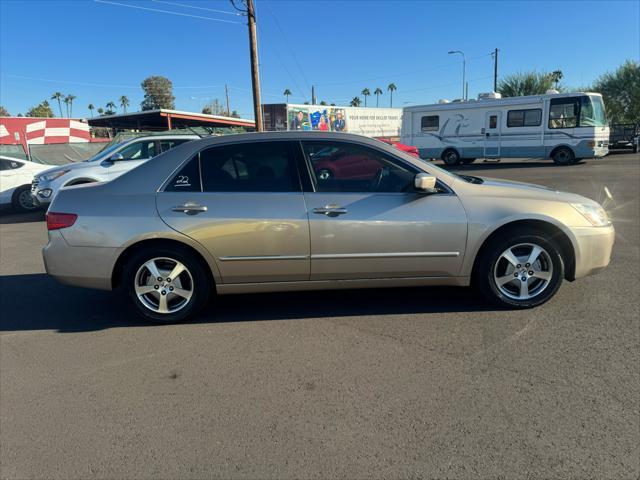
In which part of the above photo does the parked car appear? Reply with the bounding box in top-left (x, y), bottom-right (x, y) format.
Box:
top-left (0, 156), bottom-right (50, 212)
top-left (31, 134), bottom-right (199, 207)
top-left (609, 123), bottom-right (638, 153)
top-left (43, 131), bottom-right (614, 323)
top-left (375, 138), bottom-right (420, 157)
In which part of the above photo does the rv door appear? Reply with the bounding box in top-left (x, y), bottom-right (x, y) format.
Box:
top-left (483, 111), bottom-right (502, 158)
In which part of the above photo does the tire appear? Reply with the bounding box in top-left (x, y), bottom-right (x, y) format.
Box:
top-left (552, 147), bottom-right (575, 165)
top-left (461, 158), bottom-right (476, 165)
top-left (442, 149), bottom-right (461, 166)
top-left (123, 246), bottom-right (211, 323)
top-left (475, 228), bottom-right (564, 309)
top-left (11, 185), bottom-right (38, 212)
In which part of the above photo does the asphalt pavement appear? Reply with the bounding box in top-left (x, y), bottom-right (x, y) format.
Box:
top-left (1, 153), bottom-right (638, 479)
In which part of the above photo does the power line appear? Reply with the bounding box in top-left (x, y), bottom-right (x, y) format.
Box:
top-left (93, 0), bottom-right (242, 24)
top-left (151, 0), bottom-right (240, 16)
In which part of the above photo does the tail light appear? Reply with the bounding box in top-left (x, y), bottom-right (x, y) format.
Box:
top-left (46, 212), bottom-right (77, 230)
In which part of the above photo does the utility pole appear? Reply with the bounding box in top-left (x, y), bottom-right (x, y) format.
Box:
top-left (225, 84), bottom-right (231, 116)
top-left (246, 0), bottom-right (263, 130)
top-left (493, 48), bottom-right (499, 93)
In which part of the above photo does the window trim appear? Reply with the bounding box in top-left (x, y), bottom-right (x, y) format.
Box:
top-left (506, 108), bottom-right (542, 128)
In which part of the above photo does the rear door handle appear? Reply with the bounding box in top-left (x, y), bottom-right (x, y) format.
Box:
top-left (313, 205), bottom-right (347, 216)
top-left (172, 203), bottom-right (208, 215)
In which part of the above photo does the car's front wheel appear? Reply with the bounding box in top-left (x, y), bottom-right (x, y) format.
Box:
top-left (12, 185), bottom-right (39, 212)
top-left (123, 247), bottom-right (211, 323)
top-left (476, 228), bottom-right (564, 308)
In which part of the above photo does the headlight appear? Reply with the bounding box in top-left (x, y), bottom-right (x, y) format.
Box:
top-left (39, 170), bottom-right (70, 182)
top-left (572, 203), bottom-right (611, 226)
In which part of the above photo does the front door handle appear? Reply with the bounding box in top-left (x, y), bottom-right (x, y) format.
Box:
top-left (313, 205), bottom-right (347, 217)
top-left (172, 202), bottom-right (208, 215)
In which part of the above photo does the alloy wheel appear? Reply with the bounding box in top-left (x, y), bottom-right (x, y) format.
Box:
top-left (134, 257), bottom-right (194, 314)
top-left (18, 189), bottom-right (36, 210)
top-left (493, 243), bottom-right (553, 300)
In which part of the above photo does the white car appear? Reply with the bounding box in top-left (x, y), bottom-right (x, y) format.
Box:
top-left (0, 156), bottom-right (50, 212)
top-left (32, 134), bottom-right (198, 207)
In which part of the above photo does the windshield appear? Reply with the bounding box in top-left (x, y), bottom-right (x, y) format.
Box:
top-left (579, 95), bottom-right (608, 127)
top-left (83, 141), bottom-right (126, 162)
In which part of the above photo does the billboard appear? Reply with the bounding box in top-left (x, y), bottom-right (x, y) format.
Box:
top-left (263, 104), bottom-right (402, 138)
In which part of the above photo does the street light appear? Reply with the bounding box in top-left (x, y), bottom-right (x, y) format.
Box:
top-left (448, 50), bottom-right (466, 100)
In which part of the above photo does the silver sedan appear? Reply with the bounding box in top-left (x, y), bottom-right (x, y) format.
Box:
top-left (43, 132), bottom-right (614, 323)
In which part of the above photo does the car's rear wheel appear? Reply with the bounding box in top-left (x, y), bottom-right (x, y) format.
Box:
top-left (123, 247), bottom-right (211, 323)
top-left (442, 149), bottom-right (461, 166)
top-left (12, 185), bottom-right (38, 212)
top-left (476, 229), bottom-right (564, 308)
top-left (552, 147), bottom-right (575, 165)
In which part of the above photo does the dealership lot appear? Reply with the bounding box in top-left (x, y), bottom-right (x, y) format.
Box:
top-left (1, 153), bottom-right (638, 478)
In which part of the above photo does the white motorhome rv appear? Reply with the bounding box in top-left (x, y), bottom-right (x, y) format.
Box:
top-left (401, 91), bottom-right (609, 165)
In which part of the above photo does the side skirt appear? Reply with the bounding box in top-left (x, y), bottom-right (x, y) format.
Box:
top-left (216, 276), bottom-right (471, 295)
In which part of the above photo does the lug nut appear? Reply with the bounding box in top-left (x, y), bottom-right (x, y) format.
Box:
top-left (514, 273), bottom-right (518, 277)
top-left (525, 263), bottom-right (530, 267)
top-left (154, 285), bottom-right (159, 290)
top-left (521, 277), bottom-right (526, 282)
top-left (516, 264), bottom-right (521, 268)
top-left (161, 290), bottom-right (166, 295)
top-left (529, 271), bottom-right (534, 275)
top-left (157, 277), bottom-right (162, 282)
top-left (166, 277), bottom-right (171, 283)
top-left (169, 286), bottom-right (174, 291)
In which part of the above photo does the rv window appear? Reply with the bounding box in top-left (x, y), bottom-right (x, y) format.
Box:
top-left (549, 98), bottom-right (579, 129)
top-left (507, 109), bottom-right (542, 127)
top-left (489, 115), bottom-right (497, 129)
top-left (421, 115), bottom-right (439, 132)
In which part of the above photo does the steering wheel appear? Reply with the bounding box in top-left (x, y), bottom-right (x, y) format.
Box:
top-left (370, 167), bottom-right (389, 191)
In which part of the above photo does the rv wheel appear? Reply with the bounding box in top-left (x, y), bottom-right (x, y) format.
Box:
top-left (552, 147), bottom-right (575, 165)
top-left (442, 149), bottom-right (461, 166)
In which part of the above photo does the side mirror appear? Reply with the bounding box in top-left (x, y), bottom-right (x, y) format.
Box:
top-left (109, 153), bottom-right (124, 162)
top-left (414, 173), bottom-right (438, 193)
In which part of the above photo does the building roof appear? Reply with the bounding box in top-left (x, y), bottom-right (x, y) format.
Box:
top-left (87, 109), bottom-right (255, 130)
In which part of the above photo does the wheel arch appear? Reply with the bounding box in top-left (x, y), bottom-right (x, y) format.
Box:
top-left (64, 177), bottom-right (100, 187)
top-left (470, 219), bottom-right (576, 282)
top-left (111, 238), bottom-right (218, 290)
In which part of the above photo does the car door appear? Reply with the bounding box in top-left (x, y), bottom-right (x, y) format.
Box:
top-left (107, 140), bottom-right (158, 179)
top-left (156, 140), bottom-right (310, 284)
top-left (300, 140), bottom-right (467, 280)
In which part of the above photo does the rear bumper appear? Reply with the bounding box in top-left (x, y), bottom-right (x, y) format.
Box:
top-left (43, 230), bottom-right (118, 290)
top-left (572, 225), bottom-right (615, 279)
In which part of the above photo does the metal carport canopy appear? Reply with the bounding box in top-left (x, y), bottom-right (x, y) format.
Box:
top-left (87, 109), bottom-right (255, 130)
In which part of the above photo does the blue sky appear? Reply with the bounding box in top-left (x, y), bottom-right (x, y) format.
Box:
top-left (1, 0), bottom-right (638, 119)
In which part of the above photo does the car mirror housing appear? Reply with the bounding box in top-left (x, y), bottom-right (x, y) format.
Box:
top-left (414, 173), bottom-right (438, 193)
top-left (109, 153), bottom-right (124, 162)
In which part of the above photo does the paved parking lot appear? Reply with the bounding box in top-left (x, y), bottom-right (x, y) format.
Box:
top-left (1, 153), bottom-right (638, 479)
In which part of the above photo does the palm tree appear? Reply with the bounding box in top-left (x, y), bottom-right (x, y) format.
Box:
top-left (387, 83), bottom-right (397, 107)
top-left (105, 101), bottom-right (117, 115)
top-left (64, 94), bottom-right (76, 117)
top-left (361, 88), bottom-right (371, 107)
top-left (51, 92), bottom-right (64, 117)
top-left (283, 88), bottom-right (292, 103)
top-left (350, 96), bottom-right (362, 107)
top-left (97, 107), bottom-right (104, 116)
top-left (88, 104), bottom-right (95, 117)
top-left (550, 70), bottom-right (563, 89)
top-left (119, 95), bottom-right (130, 113)
top-left (374, 87), bottom-right (383, 107)
top-left (497, 72), bottom-right (556, 97)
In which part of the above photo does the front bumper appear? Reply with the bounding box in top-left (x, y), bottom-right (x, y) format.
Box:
top-left (43, 230), bottom-right (119, 290)
top-left (572, 224), bottom-right (615, 279)
top-left (31, 179), bottom-right (53, 206)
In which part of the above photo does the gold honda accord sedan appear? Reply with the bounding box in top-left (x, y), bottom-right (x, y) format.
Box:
top-left (43, 132), bottom-right (614, 323)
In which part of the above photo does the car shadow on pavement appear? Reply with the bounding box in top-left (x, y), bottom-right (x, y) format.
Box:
top-left (0, 274), bottom-right (495, 333)
top-left (444, 159), bottom-right (587, 172)
top-left (0, 209), bottom-right (46, 224)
